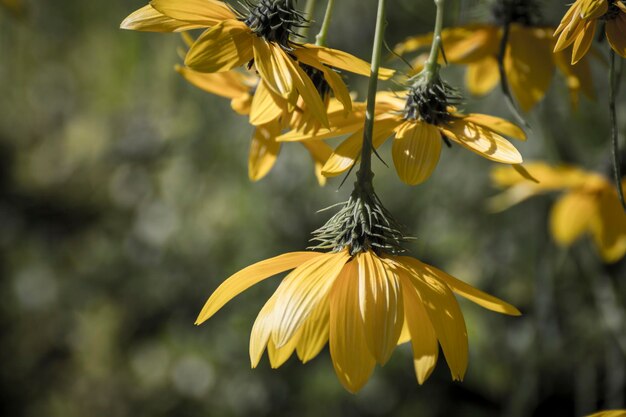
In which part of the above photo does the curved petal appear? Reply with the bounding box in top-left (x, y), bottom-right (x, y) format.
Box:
top-left (295, 293), bottom-right (330, 363)
top-left (267, 335), bottom-right (299, 368)
top-left (572, 20), bottom-right (596, 64)
top-left (249, 81), bottom-right (285, 125)
top-left (463, 114), bottom-right (526, 141)
top-left (249, 122), bottom-right (281, 181)
top-left (294, 52), bottom-right (352, 112)
top-left (195, 251), bottom-right (323, 324)
top-left (250, 295), bottom-right (277, 368)
top-left (550, 191), bottom-right (597, 246)
top-left (440, 119), bottom-right (523, 164)
top-left (271, 251), bottom-right (350, 347)
top-left (176, 66), bottom-right (250, 99)
top-left (465, 57), bottom-right (500, 96)
top-left (392, 121), bottom-right (442, 185)
top-left (150, 0), bottom-right (236, 25)
top-left (580, 0), bottom-right (608, 19)
top-left (253, 38), bottom-right (294, 97)
top-left (357, 252), bottom-right (404, 365)
top-left (185, 20), bottom-right (254, 72)
top-left (121, 5), bottom-right (205, 31)
top-left (329, 260), bottom-right (376, 393)
top-left (294, 45), bottom-right (395, 79)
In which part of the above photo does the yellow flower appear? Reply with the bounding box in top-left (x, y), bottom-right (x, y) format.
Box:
top-left (176, 65), bottom-right (334, 183)
top-left (195, 248), bottom-right (520, 393)
top-left (491, 162), bottom-right (626, 263)
top-left (279, 83), bottom-right (525, 186)
top-left (586, 411), bottom-right (626, 417)
top-left (554, 0), bottom-right (626, 64)
top-left (121, 0), bottom-right (394, 126)
top-left (394, 23), bottom-right (595, 111)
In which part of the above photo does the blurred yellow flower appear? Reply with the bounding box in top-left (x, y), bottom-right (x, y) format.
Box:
top-left (587, 411), bottom-right (626, 417)
top-left (0, 0), bottom-right (24, 16)
top-left (121, 0), bottom-right (394, 127)
top-left (280, 84), bottom-right (525, 186)
top-left (491, 162), bottom-right (626, 263)
top-left (394, 24), bottom-right (595, 111)
top-left (195, 248), bottom-right (520, 393)
top-left (554, 0), bottom-right (626, 64)
top-left (176, 66), bottom-right (334, 183)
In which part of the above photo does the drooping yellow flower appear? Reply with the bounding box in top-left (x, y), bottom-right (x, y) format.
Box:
top-left (586, 411), bottom-right (626, 417)
top-left (195, 248), bottom-right (520, 393)
top-left (176, 65), bottom-right (335, 183)
top-left (554, 0), bottom-right (626, 64)
top-left (491, 162), bottom-right (626, 263)
top-left (121, 0), bottom-right (394, 126)
top-left (279, 80), bottom-right (525, 186)
top-left (394, 23), bottom-right (595, 111)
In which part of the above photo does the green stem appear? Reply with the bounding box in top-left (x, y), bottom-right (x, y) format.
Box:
top-left (357, 0), bottom-right (386, 186)
top-left (315, 0), bottom-right (335, 46)
top-left (609, 49), bottom-right (626, 211)
top-left (299, 0), bottom-right (317, 39)
top-left (423, 0), bottom-right (445, 83)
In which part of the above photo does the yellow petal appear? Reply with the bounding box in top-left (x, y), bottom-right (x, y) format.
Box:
top-left (554, 50), bottom-right (596, 107)
top-left (278, 103), bottom-right (367, 142)
top-left (444, 25), bottom-right (500, 63)
top-left (249, 122), bottom-right (281, 181)
top-left (606, 15), bottom-right (626, 58)
top-left (580, 0), bottom-right (608, 19)
top-left (294, 45), bottom-right (395, 79)
top-left (586, 411), bottom-right (626, 417)
top-left (121, 4), bottom-right (205, 31)
top-left (267, 335), bottom-right (299, 368)
top-left (329, 260), bottom-right (376, 393)
top-left (295, 293), bottom-right (330, 363)
top-left (391, 121), bottom-right (442, 185)
top-left (271, 251), bottom-right (350, 347)
top-left (252, 38), bottom-right (294, 97)
top-left (250, 295), bottom-right (277, 368)
top-left (399, 257), bottom-right (468, 381)
top-left (295, 51), bottom-right (352, 112)
top-left (463, 114), bottom-right (526, 141)
top-left (397, 319), bottom-right (411, 345)
top-left (417, 260), bottom-right (521, 316)
top-left (590, 188), bottom-right (626, 263)
top-left (440, 119), bottom-right (523, 164)
top-left (400, 271), bottom-right (439, 384)
top-left (491, 162), bottom-right (592, 190)
top-left (505, 26), bottom-right (554, 111)
top-left (185, 20), bottom-right (253, 72)
top-left (357, 252), bottom-right (404, 365)
top-left (176, 66), bottom-right (250, 99)
top-left (550, 191), bottom-right (597, 246)
top-left (195, 251), bottom-right (322, 324)
top-left (150, 0), bottom-right (236, 25)
top-left (249, 81), bottom-right (285, 126)
top-left (465, 57), bottom-right (500, 96)
top-left (572, 20), bottom-right (596, 64)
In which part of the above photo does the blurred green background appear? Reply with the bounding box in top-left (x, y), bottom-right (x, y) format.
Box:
top-left (1, 1), bottom-right (625, 416)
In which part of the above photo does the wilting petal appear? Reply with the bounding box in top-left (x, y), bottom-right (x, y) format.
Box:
top-left (399, 257), bottom-right (469, 381)
top-left (186, 20), bottom-right (254, 72)
top-left (249, 122), bottom-right (281, 181)
top-left (400, 271), bottom-right (439, 384)
top-left (505, 26), bottom-right (554, 111)
top-left (271, 251), bottom-right (350, 347)
top-left (440, 119), bottom-right (523, 164)
top-left (176, 66), bottom-right (250, 99)
top-left (357, 252), bottom-right (404, 365)
top-left (121, 5), bottom-right (205, 31)
top-left (392, 121), bottom-right (442, 185)
top-left (294, 45), bottom-right (395, 79)
top-left (249, 81), bottom-right (285, 125)
top-left (150, 0), bottom-right (236, 25)
top-left (606, 15), bottom-right (626, 58)
top-left (296, 294), bottom-right (330, 363)
top-left (195, 251), bottom-right (323, 324)
top-left (463, 114), bottom-right (526, 141)
top-left (550, 191), bottom-right (597, 246)
top-left (330, 260), bottom-right (376, 393)
top-left (465, 57), bottom-right (500, 96)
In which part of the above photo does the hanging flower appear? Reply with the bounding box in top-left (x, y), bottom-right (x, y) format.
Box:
top-left (195, 181), bottom-right (520, 393)
top-left (121, 0), bottom-right (394, 127)
top-left (393, 1), bottom-right (595, 111)
top-left (554, 0), bottom-right (626, 64)
top-left (279, 76), bottom-right (525, 186)
top-left (177, 65), bottom-right (336, 183)
top-left (490, 162), bottom-right (626, 263)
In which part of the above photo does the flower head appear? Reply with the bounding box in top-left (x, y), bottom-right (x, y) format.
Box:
top-left (554, 0), bottom-right (626, 64)
top-left (490, 162), bottom-right (626, 263)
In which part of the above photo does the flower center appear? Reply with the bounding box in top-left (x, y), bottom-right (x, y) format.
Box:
top-left (492, 0), bottom-right (541, 26)
top-left (403, 78), bottom-right (460, 125)
top-left (243, 0), bottom-right (306, 49)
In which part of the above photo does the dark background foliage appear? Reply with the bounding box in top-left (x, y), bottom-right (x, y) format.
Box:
top-left (0, 0), bottom-right (624, 416)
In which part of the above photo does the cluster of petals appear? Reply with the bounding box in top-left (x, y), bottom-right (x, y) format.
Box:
top-left (195, 248), bottom-right (520, 393)
top-left (491, 162), bottom-right (626, 263)
top-left (394, 24), bottom-right (595, 111)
